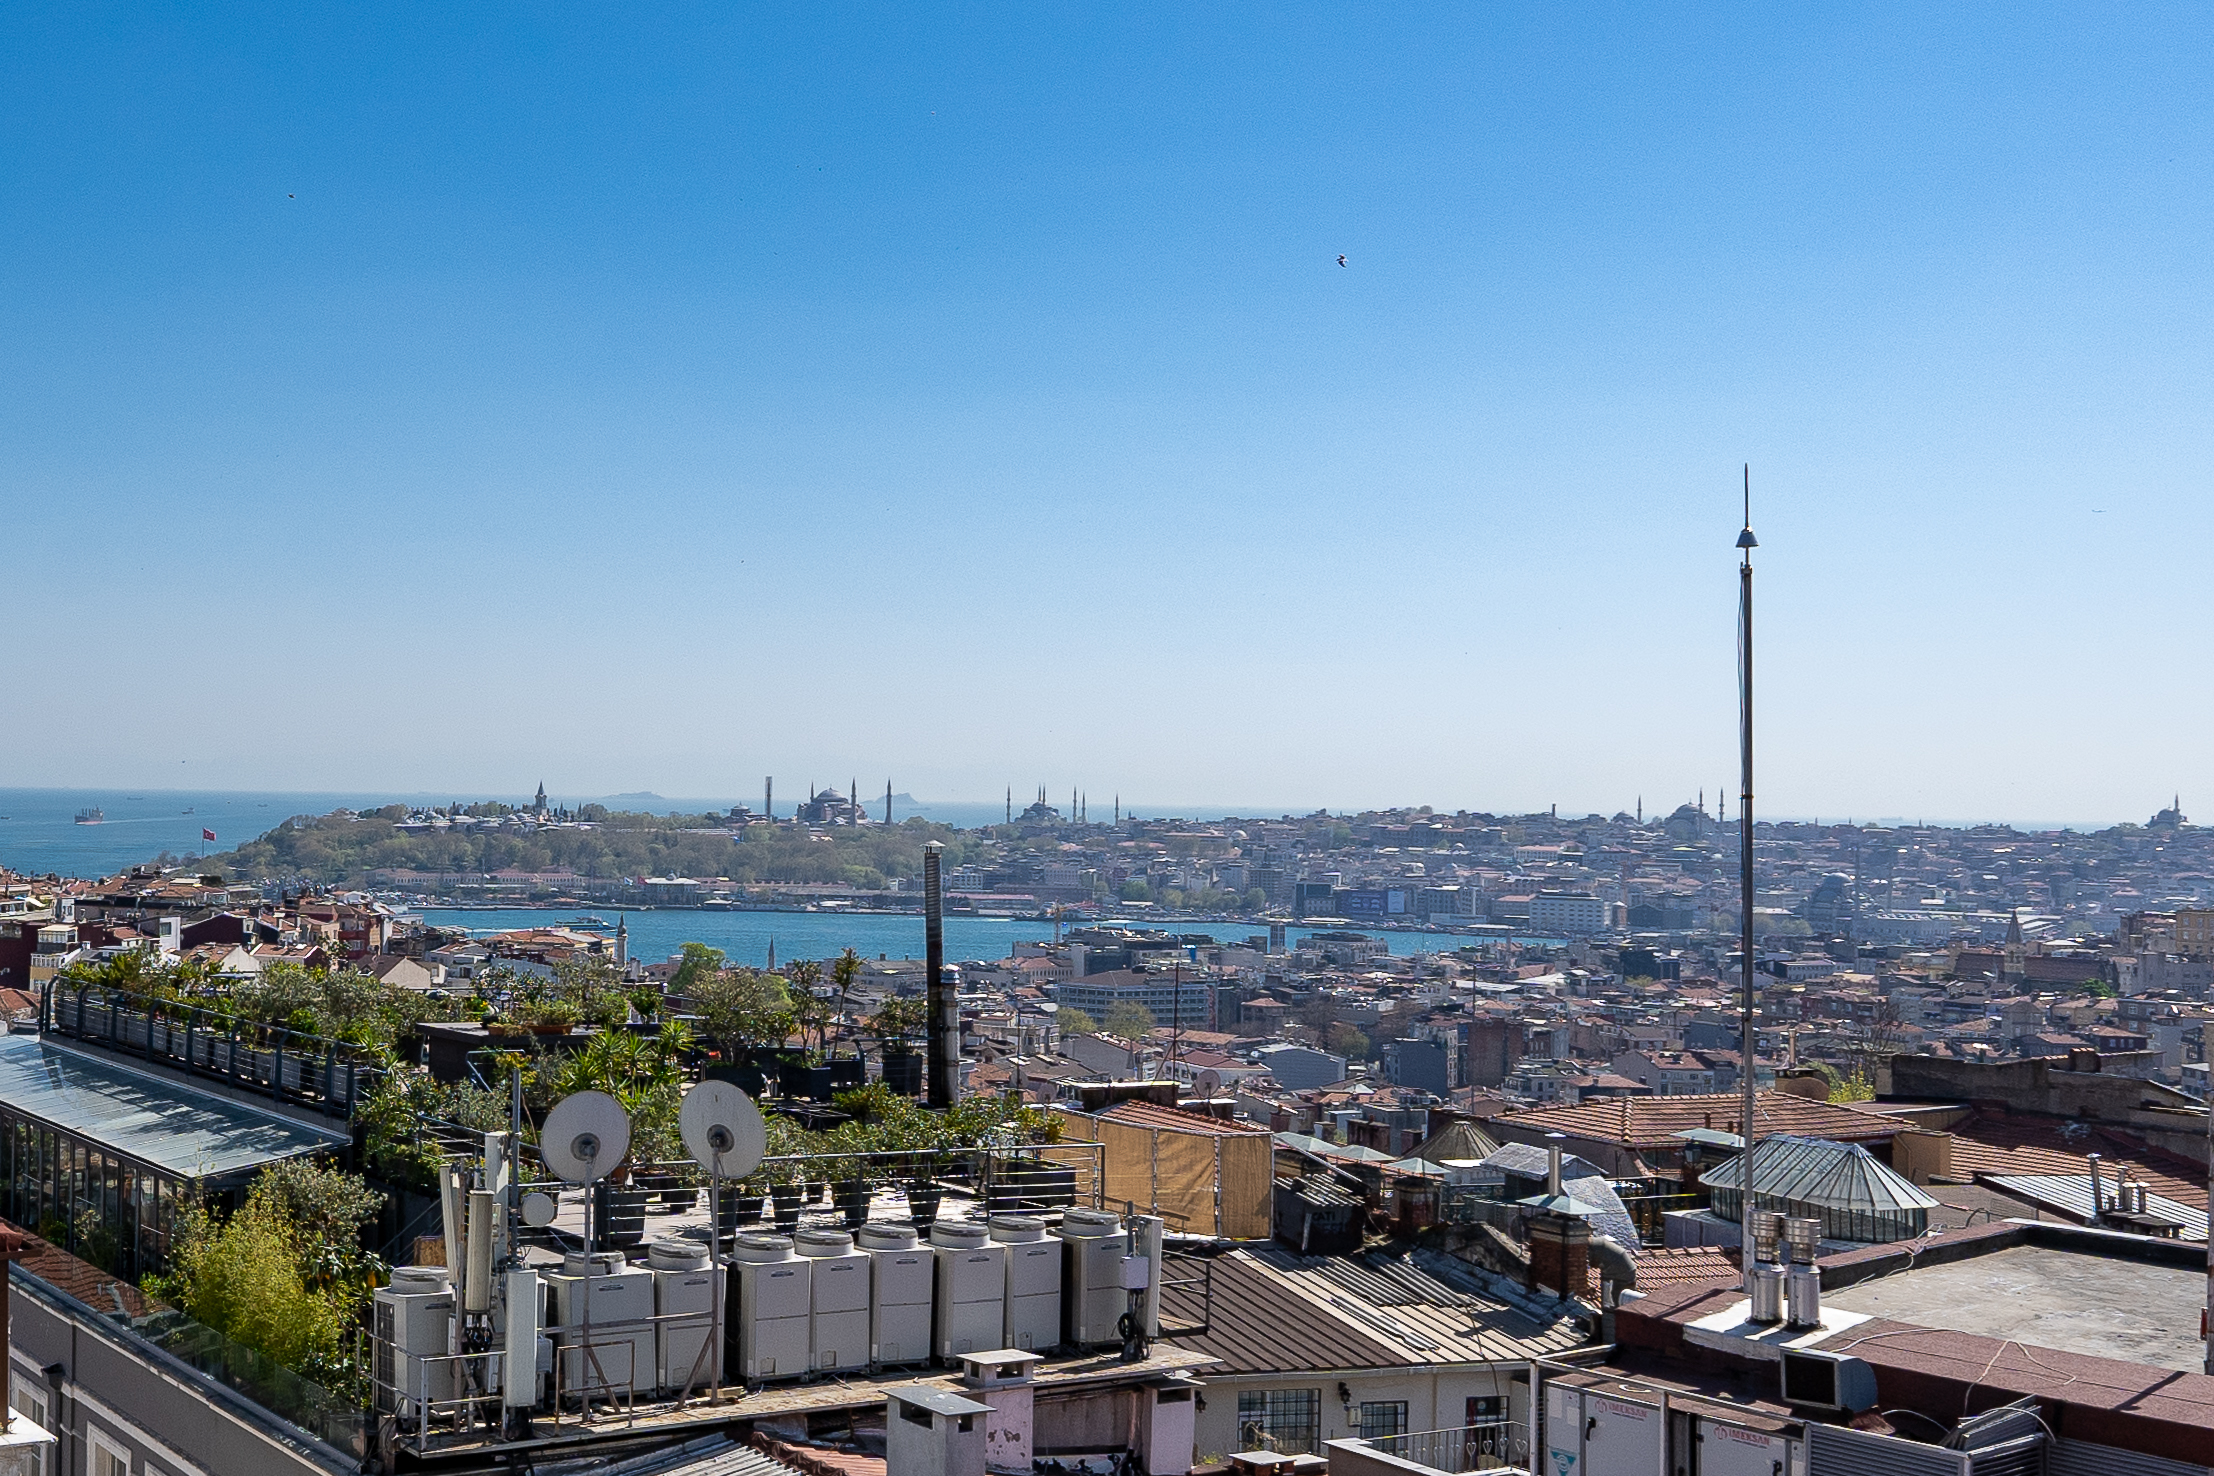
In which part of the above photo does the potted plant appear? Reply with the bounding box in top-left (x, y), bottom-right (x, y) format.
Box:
top-left (767, 1163), bottom-right (804, 1234)
top-left (525, 997), bottom-right (582, 1036)
top-left (871, 998), bottom-right (928, 1096)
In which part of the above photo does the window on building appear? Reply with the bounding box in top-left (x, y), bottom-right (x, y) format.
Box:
top-left (1237, 1388), bottom-right (1320, 1454)
top-left (1358, 1401), bottom-right (1408, 1439)
top-left (9, 1387), bottom-right (47, 1475)
top-left (1467, 1395), bottom-right (1506, 1426)
top-left (89, 1431), bottom-right (129, 1476)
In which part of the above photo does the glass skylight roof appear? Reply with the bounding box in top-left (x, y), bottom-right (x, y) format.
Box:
top-left (1700, 1133), bottom-right (1937, 1244)
top-left (0, 1034), bottom-right (347, 1180)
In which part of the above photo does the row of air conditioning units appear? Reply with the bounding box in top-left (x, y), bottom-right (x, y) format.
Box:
top-left (729, 1207), bottom-right (1162, 1382)
top-left (374, 1206), bottom-right (1165, 1411)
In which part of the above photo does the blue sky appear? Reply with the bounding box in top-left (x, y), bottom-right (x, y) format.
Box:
top-left (3, 5), bottom-right (2208, 824)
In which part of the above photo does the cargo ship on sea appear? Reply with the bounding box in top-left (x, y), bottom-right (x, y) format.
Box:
top-left (73, 807), bottom-right (104, 825)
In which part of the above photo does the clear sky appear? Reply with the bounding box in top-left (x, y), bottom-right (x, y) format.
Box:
top-left (3, 5), bottom-right (2208, 825)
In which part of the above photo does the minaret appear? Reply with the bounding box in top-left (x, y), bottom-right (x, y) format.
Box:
top-left (614, 914), bottom-right (628, 968)
top-left (851, 777), bottom-right (858, 823)
top-left (765, 776), bottom-right (773, 821)
top-left (1636, 796), bottom-right (1642, 825)
top-left (1006, 787), bottom-right (1012, 824)
top-left (767, 937), bottom-right (777, 971)
top-left (1114, 794), bottom-right (1119, 825)
top-left (885, 779), bottom-right (893, 825)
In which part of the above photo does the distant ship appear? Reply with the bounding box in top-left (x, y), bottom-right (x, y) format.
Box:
top-left (74, 807), bottom-right (105, 825)
top-left (181, 807), bottom-right (194, 814)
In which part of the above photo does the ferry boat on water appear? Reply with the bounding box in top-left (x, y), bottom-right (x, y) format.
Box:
top-left (74, 807), bottom-right (104, 825)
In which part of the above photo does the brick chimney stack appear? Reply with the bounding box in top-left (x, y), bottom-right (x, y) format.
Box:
top-left (1526, 1210), bottom-right (1590, 1299)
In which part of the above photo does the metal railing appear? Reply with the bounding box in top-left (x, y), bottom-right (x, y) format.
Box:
top-left (1365, 1421), bottom-right (1530, 1473)
top-left (509, 1140), bottom-right (1107, 1222)
top-left (377, 1303), bottom-right (730, 1459)
top-left (43, 983), bottom-right (369, 1121)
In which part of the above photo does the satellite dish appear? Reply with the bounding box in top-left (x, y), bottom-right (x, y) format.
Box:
top-left (1195, 1069), bottom-right (1222, 1097)
top-left (540, 1091), bottom-right (631, 1184)
top-left (680, 1080), bottom-right (767, 1179)
top-left (520, 1191), bottom-right (558, 1227)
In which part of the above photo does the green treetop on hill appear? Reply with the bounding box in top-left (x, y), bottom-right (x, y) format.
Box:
top-left (207, 807), bottom-right (982, 888)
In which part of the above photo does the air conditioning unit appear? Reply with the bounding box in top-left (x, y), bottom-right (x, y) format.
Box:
top-left (931, 1220), bottom-right (1007, 1360)
top-left (797, 1228), bottom-right (872, 1373)
top-left (647, 1239), bottom-right (716, 1396)
top-left (1780, 1349), bottom-right (1877, 1413)
top-left (373, 1265), bottom-right (454, 1420)
top-left (548, 1250), bottom-right (654, 1400)
top-left (991, 1214), bottom-right (1062, 1353)
top-left (1058, 1208), bottom-right (1127, 1347)
top-left (860, 1221), bottom-right (933, 1366)
top-left (731, 1233), bottom-right (811, 1381)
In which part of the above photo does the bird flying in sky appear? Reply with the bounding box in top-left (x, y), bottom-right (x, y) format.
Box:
top-left (1336, 254), bottom-right (1347, 267)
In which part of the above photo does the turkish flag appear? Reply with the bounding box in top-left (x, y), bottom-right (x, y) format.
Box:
top-left (202, 828), bottom-right (217, 842)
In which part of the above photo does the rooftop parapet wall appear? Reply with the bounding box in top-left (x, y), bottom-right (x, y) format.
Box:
top-left (1885, 1050), bottom-right (2197, 1118)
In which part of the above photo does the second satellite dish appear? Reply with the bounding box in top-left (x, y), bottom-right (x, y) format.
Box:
top-left (541, 1090), bottom-right (631, 1184)
top-left (679, 1080), bottom-right (767, 1179)
top-left (520, 1191), bottom-right (558, 1227)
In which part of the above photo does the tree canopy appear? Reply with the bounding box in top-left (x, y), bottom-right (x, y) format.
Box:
top-left (205, 808), bottom-right (980, 889)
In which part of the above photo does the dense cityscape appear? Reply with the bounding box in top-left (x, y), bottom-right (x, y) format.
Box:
top-left (0, 784), bottom-right (2208, 1472)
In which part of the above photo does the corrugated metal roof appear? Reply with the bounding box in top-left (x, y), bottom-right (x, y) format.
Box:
top-left (1274, 1132), bottom-right (1397, 1162)
top-left (1158, 1245), bottom-right (1589, 1374)
top-left (531, 1434), bottom-right (804, 1475)
top-left (1481, 1141), bottom-right (1606, 1181)
top-left (1983, 1174), bottom-right (2209, 1240)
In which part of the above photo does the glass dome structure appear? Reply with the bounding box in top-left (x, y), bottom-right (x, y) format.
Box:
top-left (1699, 1133), bottom-right (1937, 1244)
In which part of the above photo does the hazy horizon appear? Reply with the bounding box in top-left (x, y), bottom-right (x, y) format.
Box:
top-left (0, 784), bottom-right (2180, 834)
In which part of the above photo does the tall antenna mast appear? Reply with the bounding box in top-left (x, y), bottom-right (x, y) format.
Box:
top-left (1737, 463), bottom-right (1761, 1275)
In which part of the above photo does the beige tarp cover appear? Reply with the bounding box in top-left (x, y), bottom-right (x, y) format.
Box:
top-left (1063, 1112), bottom-right (1273, 1238)
top-left (1216, 1131), bottom-right (1273, 1240)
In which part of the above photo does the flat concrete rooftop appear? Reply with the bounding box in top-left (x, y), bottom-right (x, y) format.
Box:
top-left (1822, 1243), bottom-right (2208, 1373)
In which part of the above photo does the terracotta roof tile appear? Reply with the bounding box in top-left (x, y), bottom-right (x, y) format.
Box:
top-left (1500, 1091), bottom-right (1899, 1149)
top-left (1941, 1110), bottom-right (2208, 1211)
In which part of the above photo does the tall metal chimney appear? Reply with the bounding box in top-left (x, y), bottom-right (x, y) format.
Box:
top-left (925, 842), bottom-right (958, 1107)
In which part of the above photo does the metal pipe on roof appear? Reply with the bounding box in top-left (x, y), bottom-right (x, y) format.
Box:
top-left (925, 842), bottom-right (957, 1109)
top-left (1737, 467), bottom-right (1761, 1289)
